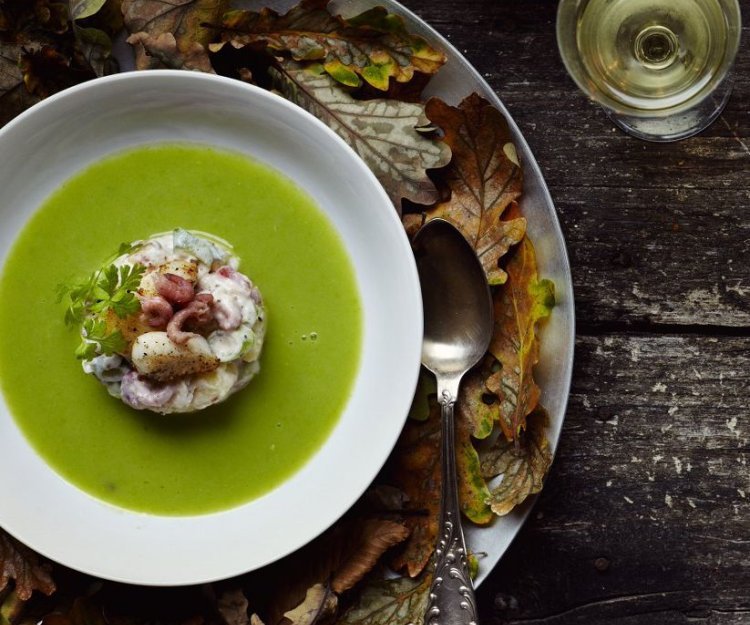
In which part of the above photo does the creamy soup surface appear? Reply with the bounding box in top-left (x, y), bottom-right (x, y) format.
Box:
top-left (0, 145), bottom-right (363, 515)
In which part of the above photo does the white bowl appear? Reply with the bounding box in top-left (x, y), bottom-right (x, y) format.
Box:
top-left (0, 71), bottom-right (422, 585)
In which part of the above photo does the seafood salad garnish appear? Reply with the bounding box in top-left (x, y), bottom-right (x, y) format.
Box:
top-left (61, 229), bottom-right (266, 414)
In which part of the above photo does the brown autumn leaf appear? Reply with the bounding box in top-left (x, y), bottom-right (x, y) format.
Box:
top-left (41, 597), bottom-right (107, 625)
top-left (217, 587), bottom-right (250, 625)
top-left (457, 365), bottom-right (496, 442)
top-left (69, 1), bottom-right (121, 77)
top-left (384, 407), bottom-right (439, 577)
top-left (282, 584), bottom-right (337, 625)
top-left (0, 530), bottom-right (55, 601)
top-left (211, 0), bottom-right (444, 91)
top-left (480, 407), bottom-right (552, 515)
top-left (331, 520), bottom-right (409, 594)
top-left (269, 63), bottom-right (449, 211)
top-left (32, 0), bottom-right (69, 34)
top-left (262, 517), bottom-right (409, 625)
top-left (0, 0), bottom-right (68, 38)
top-left (387, 392), bottom-right (490, 577)
top-left (455, 405), bottom-right (493, 525)
top-left (0, 1), bottom-right (101, 126)
top-left (336, 574), bottom-right (430, 625)
top-left (412, 93), bottom-right (526, 285)
top-left (122, 0), bottom-right (228, 70)
top-left (20, 44), bottom-right (91, 97)
top-left (126, 31), bottom-right (214, 71)
top-left (488, 233), bottom-right (555, 440)
top-left (451, 201), bottom-right (554, 447)
top-left (0, 44), bottom-right (42, 126)
top-left (363, 484), bottom-right (409, 512)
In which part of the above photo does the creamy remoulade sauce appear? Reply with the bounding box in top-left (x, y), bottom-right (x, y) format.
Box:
top-left (81, 230), bottom-right (267, 415)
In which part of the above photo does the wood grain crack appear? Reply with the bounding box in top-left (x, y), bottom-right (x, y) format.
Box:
top-left (576, 320), bottom-right (750, 338)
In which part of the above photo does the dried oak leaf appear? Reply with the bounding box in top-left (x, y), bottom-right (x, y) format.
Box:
top-left (71, 0), bottom-right (124, 42)
top-left (408, 93), bottom-right (526, 285)
top-left (457, 366), bottom-right (496, 441)
top-left (282, 584), bottom-right (337, 625)
top-left (0, 1), bottom-right (69, 37)
top-left (211, 0), bottom-right (444, 91)
top-left (41, 598), bottom-right (106, 625)
top-left (331, 520), bottom-right (409, 594)
top-left (33, 1), bottom-right (69, 35)
top-left (69, 1), bottom-right (120, 77)
top-left (0, 0), bottom-right (106, 126)
top-left (217, 588), bottom-right (250, 625)
top-left (336, 574), bottom-right (430, 625)
top-left (270, 63), bottom-right (449, 210)
top-left (126, 31), bottom-right (213, 71)
top-left (1, 590), bottom-right (26, 625)
top-left (122, 0), bottom-right (227, 70)
top-left (0, 45), bottom-right (42, 126)
top-left (480, 407), bottom-right (552, 515)
top-left (262, 518), bottom-right (409, 625)
top-left (20, 44), bottom-right (91, 97)
top-left (387, 392), bottom-right (490, 578)
top-left (489, 232), bottom-right (555, 440)
top-left (0, 530), bottom-right (55, 601)
top-left (69, 0), bottom-right (107, 22)
top-left (455, 406), bottom-right (493, 525)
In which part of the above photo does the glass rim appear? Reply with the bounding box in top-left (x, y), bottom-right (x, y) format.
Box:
top-left (556, 0), bottom-right (742, 118)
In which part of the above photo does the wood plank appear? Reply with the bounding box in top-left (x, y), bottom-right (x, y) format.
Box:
top-left (473, 332), bottom-right (750, 624)
top-left (555, 186), bottom-right (750, 329)
top-left (401, 0), bottom-right (750, 328)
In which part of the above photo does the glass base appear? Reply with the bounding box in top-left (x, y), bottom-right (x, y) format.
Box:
top-left (604, 74), bottom-right (735, 142)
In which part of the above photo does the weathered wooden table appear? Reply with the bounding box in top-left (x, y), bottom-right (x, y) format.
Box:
top-left (398, 1), bottom-right (750, 623)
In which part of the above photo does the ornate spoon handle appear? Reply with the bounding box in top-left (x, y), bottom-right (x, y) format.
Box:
top-left (425, 389), bottom-right (478, 625)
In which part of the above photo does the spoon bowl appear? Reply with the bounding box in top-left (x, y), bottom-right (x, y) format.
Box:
top-left (414, 219), bottom-right (493, 394)
top-left (413, 218), bottom-right (493, 625)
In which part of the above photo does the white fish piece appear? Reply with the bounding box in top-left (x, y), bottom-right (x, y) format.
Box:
top-left (131, 331), bottom-right (219, 382)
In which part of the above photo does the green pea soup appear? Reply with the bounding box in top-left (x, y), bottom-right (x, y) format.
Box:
top-left (0, 144), bottom-right (362, 515)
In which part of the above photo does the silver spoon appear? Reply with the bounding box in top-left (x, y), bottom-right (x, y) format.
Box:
top-left (413, 218), bottom-right (493, 625)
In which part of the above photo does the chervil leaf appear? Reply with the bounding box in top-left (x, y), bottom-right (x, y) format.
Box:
top-left (62, 261), bottom-right (144, 358)
top-left (95, 330), bottom-right (126, 355)
top-left (119, 263), bottom-right (146, 292)
top-left (77, 321), bottom-right (126, 359)
top-left (74, 339), bottom-right (98, 360)
top-left (95, 264), bottom-right (118, 296)
top-left (79, 263), bottom-right (144, 319)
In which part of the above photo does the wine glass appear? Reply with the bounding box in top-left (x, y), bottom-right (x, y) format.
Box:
top-left (557, 0), bottom-right (741, 142)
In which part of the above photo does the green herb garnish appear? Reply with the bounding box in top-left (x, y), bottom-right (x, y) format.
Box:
top-left (75, 320), bottom-right (128, 361)
top-left (59, 261), bottom-right (146, 359)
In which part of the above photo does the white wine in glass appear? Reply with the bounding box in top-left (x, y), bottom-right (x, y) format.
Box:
top-left (557, 0), bottom-right (741, 141)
